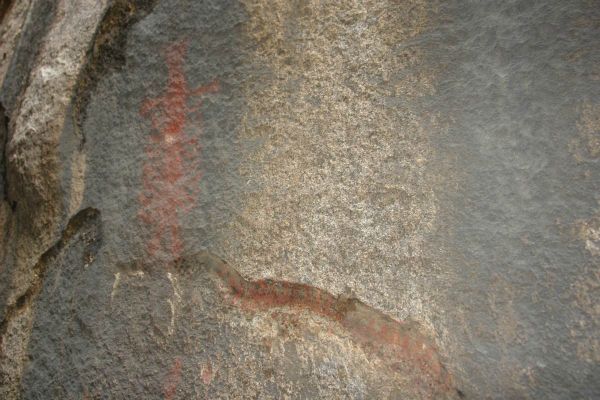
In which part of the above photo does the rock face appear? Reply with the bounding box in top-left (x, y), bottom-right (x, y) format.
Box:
top-left (0, 0), bottom-right (598, 399)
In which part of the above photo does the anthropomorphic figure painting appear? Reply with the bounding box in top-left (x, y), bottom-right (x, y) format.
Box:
top-left (139, 39), bottom-right (219, 263)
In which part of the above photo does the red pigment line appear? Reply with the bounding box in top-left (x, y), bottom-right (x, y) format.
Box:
top-left (138, 39), bottom-right (219, 263)
top-left (200, 359), bottom-right (213, 385)
top-left (163, 357), bottom-right (182, 400)
top-left (194, 253), bottom-right (454, 393)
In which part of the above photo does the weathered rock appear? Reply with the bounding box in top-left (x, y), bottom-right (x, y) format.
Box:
top-left (0, 0), bottom-right (598, 399)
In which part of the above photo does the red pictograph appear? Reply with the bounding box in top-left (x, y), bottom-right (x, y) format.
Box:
top-left (163, 357), bottom-right (182, 400)
top-left (139, 39), bottom-right (219, 263)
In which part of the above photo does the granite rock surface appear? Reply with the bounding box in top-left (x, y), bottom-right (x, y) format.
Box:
top-left (0, 0), bottom-right (598, 399)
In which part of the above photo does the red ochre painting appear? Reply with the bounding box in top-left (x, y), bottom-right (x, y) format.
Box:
top-left (163, 357), bottom-right (182, 400)
top-left (138, 39), bottom-right (219, 263)
top-left (136, 40), bottom-right (455, 399)
top-left (195, 252), bottom-right (456, 397)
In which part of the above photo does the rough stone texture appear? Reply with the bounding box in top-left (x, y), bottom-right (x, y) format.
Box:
top-left (0, 0), bottom-right (31, 86)
top-left (0, 0), bottom-right (599, 399)
top-left (0, 1), bottom-right (108, 397)
top-left (422, 2), bottom-right (600, 397)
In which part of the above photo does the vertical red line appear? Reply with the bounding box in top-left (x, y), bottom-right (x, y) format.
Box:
top-left (138, 39), bottom-right (219, 264)
top-left (163, 357), bottom-right (182, 400)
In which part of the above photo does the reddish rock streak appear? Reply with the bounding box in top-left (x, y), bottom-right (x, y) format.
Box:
top-left (163, 357), bottom-right (182, 400)
top-left (139, 39), bottom-right (218, 262)
top-left (190, 253), bottom-right (455, 396)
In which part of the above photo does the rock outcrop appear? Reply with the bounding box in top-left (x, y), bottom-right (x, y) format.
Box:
top-left (0, 1), bottom-right (598, 399)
